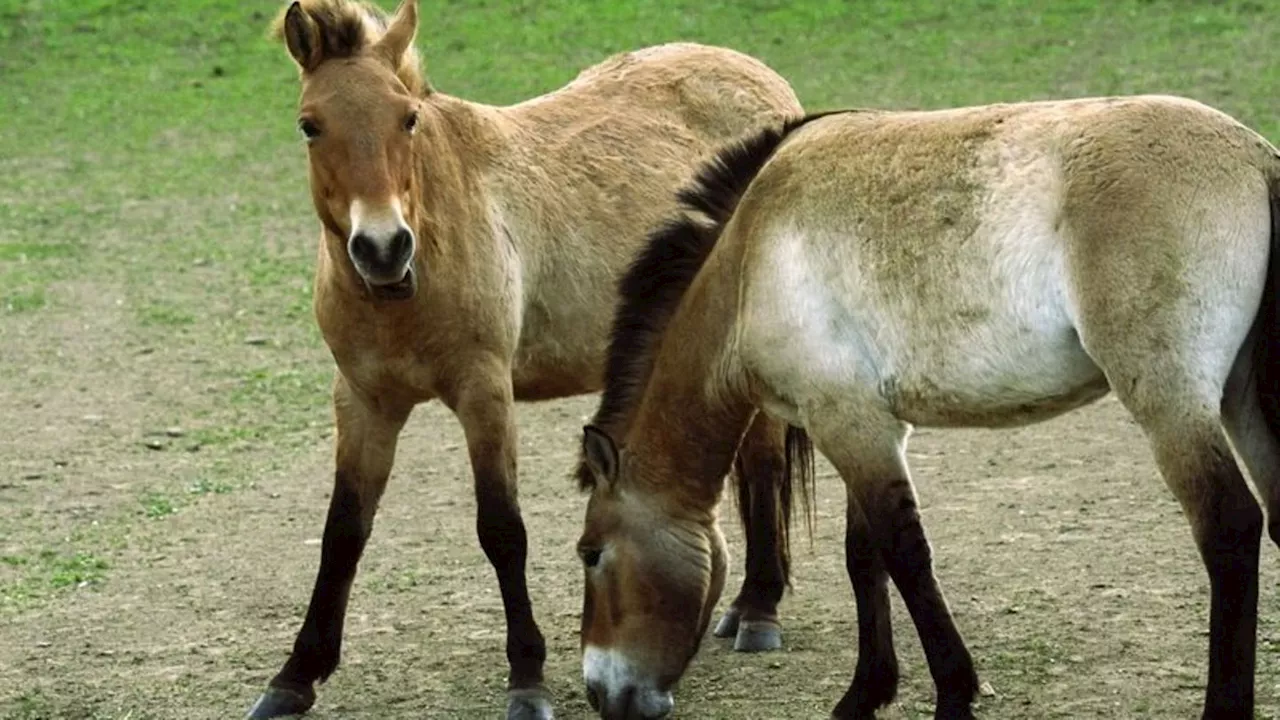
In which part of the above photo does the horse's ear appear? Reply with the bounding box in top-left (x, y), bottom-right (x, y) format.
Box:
top-left (374, 0), bottom-right (418, 69)
top-left (277, 1), bottom-right (322, 72)
top-left (582, 425), bottom-right (619, 489)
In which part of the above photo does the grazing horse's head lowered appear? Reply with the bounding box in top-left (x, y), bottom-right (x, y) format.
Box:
top-left (274, 0), bottom-right (424, 300)
top-left (578, 426), bottom-right (728, 720)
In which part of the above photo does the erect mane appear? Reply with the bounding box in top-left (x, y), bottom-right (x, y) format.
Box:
top-left (270, 0), bottom-right (428, 95)
top-left (575, 110), bottom-right (853, 491)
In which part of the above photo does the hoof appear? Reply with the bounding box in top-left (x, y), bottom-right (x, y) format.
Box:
top-left (733, 619), bottom-right (782, 652)
top-left (245, 685), bottom-right (315, 719)
top-left (712, 608), bottom-right (740, 638)
top-left (507, 687), bottom-right (554, 720)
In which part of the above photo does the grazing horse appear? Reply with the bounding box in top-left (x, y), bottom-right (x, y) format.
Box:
top-left (247, 0), bottom-right (805, 718)
top-left (575, 95), bottom-right (1280, 720)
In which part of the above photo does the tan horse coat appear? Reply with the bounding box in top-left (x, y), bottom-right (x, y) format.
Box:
top-left (249, 1), bottom-right (803, 719)
top-left (577, 95), bottom-right (1280, 720)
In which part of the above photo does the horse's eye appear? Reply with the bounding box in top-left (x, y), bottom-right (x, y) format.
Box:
top-left (580, 547), bottom-right (602, 569)
top-left (298, 119), bottom-right (320, 140)
top-left (404, 112), bottom-right (418, 133)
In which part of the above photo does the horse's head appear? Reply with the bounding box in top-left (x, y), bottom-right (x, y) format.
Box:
top-left (575, 426), bottom-right (728, 720)
top-left (274, 0), bottom-right (425, 300)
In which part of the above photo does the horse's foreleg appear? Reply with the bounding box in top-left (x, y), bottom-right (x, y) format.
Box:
top-left (713, 413), bottom-right (787, 652)
top-left (247, 374), bottom-right (410, 720)
top-left (815, 413), bottom-right (976, 720)
top-left (865, 480), bottom-right (976, 719)
top-left (830, 501), bottom-right (899, 720)
top-left (448, 360), bottom-right (550, 720)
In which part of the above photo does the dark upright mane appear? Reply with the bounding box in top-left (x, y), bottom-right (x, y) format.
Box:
top-left (271, 0), bottom-right (386, 60)
top-left (270, 0), bottom-right (427, 93)
top-left (576, 109), bottom-right (854, 491)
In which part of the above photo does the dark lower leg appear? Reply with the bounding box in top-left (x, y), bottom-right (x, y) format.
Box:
top-left (268, 477), bottom-right (375, 694)
top-left (475, 486), bottom-right (547, 691)
top-left (247, 378), bottom-right (406, 720)
top-left (716, 418), bottom-right (788, 651)
top-left (452, 368), bottom-right (548, 703)
top-left (1144, 420), bottom-right (1262, 720)
top-left (876, 482), bottom-right (977, 718)
top-left (1196, 477), bottom-right (1262, 718)
top-left (725, 464), bottom-right (786, 623)
top-left (832, 506), bottom-right (899, 719)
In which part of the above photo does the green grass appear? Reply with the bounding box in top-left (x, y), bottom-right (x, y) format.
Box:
top-left (138, 490), bottom-right (177, 519)
top-left (187, 477), bottom-right (235, 496)
top-left (0, 550), bottom-right (110, 608)
top-left (3, 287), bottom-right (46, 313)
top-left (138, 301), bottom-right (197, 327)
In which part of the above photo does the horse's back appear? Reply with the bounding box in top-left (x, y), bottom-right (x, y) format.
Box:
top-left (509, 42), bottom-right (798, 151)
top-left (731, 95), bottom-right (1278, 429)
top-left (493, 44), bottom-right (801, 400)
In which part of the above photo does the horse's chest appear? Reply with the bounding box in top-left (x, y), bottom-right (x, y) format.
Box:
top-left (337, 346), bottom-right (437, 402)
top-left (318, 314), bottom-right (439, 401)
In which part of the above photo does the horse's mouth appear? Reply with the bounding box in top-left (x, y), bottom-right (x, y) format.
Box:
top-left (367, 267), bottom-right (418, 301)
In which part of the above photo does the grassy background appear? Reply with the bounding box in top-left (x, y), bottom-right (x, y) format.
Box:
top-left (2, 0), bottom-right (1279, 718)
top-left (3, 0), bottom-right (1277, 460)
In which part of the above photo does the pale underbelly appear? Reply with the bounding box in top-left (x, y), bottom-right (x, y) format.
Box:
top-left (877, 327), bottom-right (1111, 428)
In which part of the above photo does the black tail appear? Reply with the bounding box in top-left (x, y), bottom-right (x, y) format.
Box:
top-left (1254, 177), bottom-right (1280, 542)
top-left (781, 424), bottom-right (817, 578)
top-left (1257, 179), bottom-right (1280, 445)
top-left (728, 421), bottom-right (817, 589)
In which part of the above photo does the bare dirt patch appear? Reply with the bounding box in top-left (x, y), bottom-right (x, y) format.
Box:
top-left (4, 387), bottom-right (1280, 719)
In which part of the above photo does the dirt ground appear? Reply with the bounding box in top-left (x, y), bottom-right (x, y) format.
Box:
top-left (5, 353), bottom-right (1280, 719)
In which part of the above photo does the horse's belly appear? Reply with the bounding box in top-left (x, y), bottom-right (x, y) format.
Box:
top-left (742, 238), bottom-right (1111, 430)
top-left (882, 328), bottom-right (1111, 428)
top-left (511, 352), bottom-right (602, 401)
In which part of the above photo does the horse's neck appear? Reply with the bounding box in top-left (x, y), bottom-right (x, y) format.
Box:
top-left (407, 95), bottom-right (512, 257)
top-left (626, 291), bottom-right (755, 514)
top-left (627, 383), bottom-right (753, 516)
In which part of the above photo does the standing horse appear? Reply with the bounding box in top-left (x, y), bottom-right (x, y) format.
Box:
top-left (575, 95), bottom-right (1280, 720)
top-left (248, 0), bottom-right (805, 718)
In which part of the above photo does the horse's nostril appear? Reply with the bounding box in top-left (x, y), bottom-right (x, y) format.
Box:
top-left (349, 233), bottom-right (376, 265)
top-left (390, 228), bottom-right (413, 260)
top-left (585, 685), bottom-right (601, 712)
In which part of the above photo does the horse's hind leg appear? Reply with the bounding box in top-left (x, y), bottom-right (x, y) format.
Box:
top-left (1112, 379), bottom-right (1261, 719)
top-left (247, 374), bottom-right (411, 720)
top-left (443, 356), bottom-right (550, 720)
top-left (1077, 323), bottom-right (1260, 718)
top-left (1061, 154), bottom-right (1270, 718)
top-left (811, 409), bottom-right (975, 720)
top-left (714, 413), bottom-right (787, 652)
